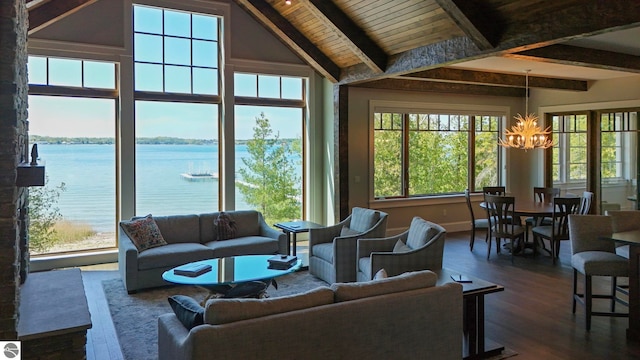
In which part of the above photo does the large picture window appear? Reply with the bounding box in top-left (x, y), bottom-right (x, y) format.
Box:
top-left (373, 107), bottom-right (502, 198)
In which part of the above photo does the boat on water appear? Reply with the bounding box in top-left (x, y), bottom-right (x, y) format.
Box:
top-left (180, 172), bottom-right (218, 181)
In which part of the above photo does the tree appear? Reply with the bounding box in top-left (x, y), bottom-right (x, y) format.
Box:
top-left (28, 178), bottom-right (66, 253)
top-left (237, 112), bottom-right (301, 225)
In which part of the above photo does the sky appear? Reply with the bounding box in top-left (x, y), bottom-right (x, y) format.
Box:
top-left (27, 5), bottom-right (304, 141)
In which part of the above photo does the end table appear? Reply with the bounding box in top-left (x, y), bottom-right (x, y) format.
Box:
top-left (274, 220), bottom-right (324, 256)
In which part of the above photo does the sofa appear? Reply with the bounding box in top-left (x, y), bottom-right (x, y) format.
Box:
top-left (158, 270), bottom-right (463, 360)
top-left (118, 210), bottom-right (287, 293)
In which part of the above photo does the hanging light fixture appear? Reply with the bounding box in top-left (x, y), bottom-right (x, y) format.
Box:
top-left (285, 0), bottom-right (292, 5)
top-left (499, 70), bottom-right (554, 150)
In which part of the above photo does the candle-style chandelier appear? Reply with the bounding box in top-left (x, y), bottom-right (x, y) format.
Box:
top-left (499, 70), bottom-right (554, 150)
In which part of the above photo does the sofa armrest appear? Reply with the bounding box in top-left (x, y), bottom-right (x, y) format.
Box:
top-left (257, 214), bottom-right (288, 254)
top-left (118, 226), bottom-right (140, 293)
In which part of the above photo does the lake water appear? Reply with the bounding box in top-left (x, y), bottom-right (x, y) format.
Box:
top-left (37, 143), bottom-right (296, 232)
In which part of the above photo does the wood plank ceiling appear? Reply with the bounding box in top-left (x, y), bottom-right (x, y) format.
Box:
top-left (26, 0), bottom-right (640, 96)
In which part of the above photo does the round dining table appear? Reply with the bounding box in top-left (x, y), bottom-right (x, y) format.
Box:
top-left (479, 199), bottom-right (555, 217)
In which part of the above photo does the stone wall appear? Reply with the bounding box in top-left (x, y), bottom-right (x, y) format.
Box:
top-left (0, 0), bottom-right (28, 340)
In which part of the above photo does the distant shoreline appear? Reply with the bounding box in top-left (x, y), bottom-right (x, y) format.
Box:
top-left (30, 136), bottom-right (296, 146)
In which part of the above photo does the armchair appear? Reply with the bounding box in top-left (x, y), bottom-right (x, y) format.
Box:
top-left (309, 207), bottom-right (388, 283)
top-left (356, 217), bottom-right (446, 282)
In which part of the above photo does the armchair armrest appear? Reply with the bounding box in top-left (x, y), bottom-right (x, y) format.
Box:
top-left (357, 231), bottom-right (408, 259)
top-left (309, 215), bottom-right (351, 248)
top-left (370, 233), bottom-right (446, 277)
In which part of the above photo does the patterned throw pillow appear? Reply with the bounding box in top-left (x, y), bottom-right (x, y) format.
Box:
top-left (215, 212), bottom-right (237, 240)
top-left (393, 239), bottom-right (412, 253)
top-left (120, 214), bottom-right (167, 252)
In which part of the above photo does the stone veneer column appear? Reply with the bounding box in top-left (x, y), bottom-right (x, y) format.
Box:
top-left (0, 0), bottom-right (28, 340)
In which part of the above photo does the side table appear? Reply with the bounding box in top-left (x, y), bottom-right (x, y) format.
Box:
top-left (274, 220), bottom-right (324, 256)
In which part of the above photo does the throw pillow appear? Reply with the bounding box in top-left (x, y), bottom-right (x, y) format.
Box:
top-left (168, 295), bottom-right (204, 330)
top-left (340, 226), bottom-right (360, 237)
top-left (215, 212), bottom-right (237, 240)
top-left (120, 214), bottom-right (167, 252)
top-left (373, 268), bottom-right (388, 280)
top-left (393, 239), bottom-right (412, 253)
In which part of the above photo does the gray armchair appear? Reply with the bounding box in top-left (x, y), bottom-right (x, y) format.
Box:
top-left (309, 207), bottom-right (388, 283)
top-left (356, 217), bottom-right (446, 282)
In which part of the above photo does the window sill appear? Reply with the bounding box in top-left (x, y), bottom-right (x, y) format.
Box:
top-left (30, 249), bottom-right (118, 272)
top-left (372, 194), bottom-right (465, 209)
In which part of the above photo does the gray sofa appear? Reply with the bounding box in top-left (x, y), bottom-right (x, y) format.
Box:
top-left (118, 210), bottom-right (287, 293)
top-left (158, 270), bottom-right (463, 360)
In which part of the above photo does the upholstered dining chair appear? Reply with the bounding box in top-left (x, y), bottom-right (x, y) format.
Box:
top-left (355, 216), bottom-right (445, 282)
top-left (607, 210), bottom-right (640, 259)
top-left (532, 196), bottom-right (581, 264)
top-left (568, 214), bottom-right (628, 330)
top-left (464, 189), bottom-right (490, 251)
top-left (308, 207), bottom-right (388, 283)
top-left (484, 194), bottom-right (525, 263)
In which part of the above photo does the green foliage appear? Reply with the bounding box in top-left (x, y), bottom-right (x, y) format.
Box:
top-left (28, 178), bottom-right (66, 253)
top-left (237, 113), bottom-right (301, 225)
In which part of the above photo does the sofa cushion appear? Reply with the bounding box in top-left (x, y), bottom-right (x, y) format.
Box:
top-left (205, 236), bottom-right (279, 258)
top-left (204, 287), bottom-right (334, 325)
top-left (393, 239), bottom-right (412, 253)
top-left (120, 214), bottom-right (167, 252)
top-left (152, 214), bottom-right (201, 244)
top-left (137, 243), bottom-right (214, 270)
top-left (215, 212), bottom-right (237, 240)
top-left (350, 207), bottom-right (380, 233)
top-left (331, 270), bottom-right (437, 302)
top-left (168, 295), bottom-right (204, 330)
top-left (406, 217), bottom-right (440, 249)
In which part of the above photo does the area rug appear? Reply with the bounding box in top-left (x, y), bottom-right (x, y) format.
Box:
top-left (102, 270), bottom-right (327, 360)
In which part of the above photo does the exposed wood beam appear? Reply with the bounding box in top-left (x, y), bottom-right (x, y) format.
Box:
top-left (353, 78), bottom-right (526, 97)
top-left (340, 0), bottom-right (640, 84)
top-left (434, 0), bottom-right (502, 50)
top-left (403, 68), bottom-right (588, 91)
top-left (505, 44), bottom-right (640, 74)
top-left (232, 0), bottom-right (340, 82)
top-left (28, 0), bottom-right (97, 34)
top-left (300, 0), bottom-right (387, 73)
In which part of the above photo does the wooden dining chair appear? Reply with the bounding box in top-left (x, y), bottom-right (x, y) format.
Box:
top-left (484, 194), bottom-right (525, 263)
top-left (482, 186), bottom-right (506, 195)
top-left (579, 191), bottom-right (594, 215)
top-left (525, 187), bottom-right (561, 242)
top-left (464, 189), bottom-right (489, 251)
top-left (532, 197), bottom-right (581, 264)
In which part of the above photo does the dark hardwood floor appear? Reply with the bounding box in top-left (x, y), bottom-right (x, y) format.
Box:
top-left (80, 231), bottom-right (640, 360)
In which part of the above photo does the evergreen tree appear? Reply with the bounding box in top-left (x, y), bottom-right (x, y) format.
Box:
top-left (237, 113), bottom-right (301, 225)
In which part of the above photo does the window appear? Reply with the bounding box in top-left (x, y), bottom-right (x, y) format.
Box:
top-left (27, 56), bottom-right (118, 255)
top-left (373, 107), bottom-right (502, 198)
top-left (233, 73), bottom-right (305, 225)
top-left (551, 114), bottom-right (588, 183)
top-left (133, 5), bottom-right (222, 215)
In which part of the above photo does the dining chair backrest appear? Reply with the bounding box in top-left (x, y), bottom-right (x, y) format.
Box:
top-left (464, 189), bottom-right (475, 222)
top-left (579, 191), bottom-right (594, 215)
top-left (484, 194), bottom-right (517, 237)
top-left (568, 214), bottom-right (615, 255)
top-left (551, 197), bottom-right (582, 240)
top-left (483, 186), bottom-right (506, 195)
top-left (534, 187), bottom-right (560, 204)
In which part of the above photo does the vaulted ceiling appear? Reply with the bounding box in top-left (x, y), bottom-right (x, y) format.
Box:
top-left (27, 0), bottom-right (640, 97)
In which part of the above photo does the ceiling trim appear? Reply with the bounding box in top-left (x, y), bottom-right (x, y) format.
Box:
top-left (28, 0), bottom-right (98, 35)
top-left (232, 0), bottom-right (341, 82)
top-left (505, 44), bottom-right (640, 74)
top-left (434, 0), bottom-right (501, 50)
top-left (301, 0), bottom-right (387, 73)
top-left (403, 68), bottom-right (588, 91)
top-left (353, 78), bottom-right (526, 97)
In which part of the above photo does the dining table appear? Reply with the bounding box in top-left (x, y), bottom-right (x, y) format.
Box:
top-left (608, 229), bottom-right (640, 341)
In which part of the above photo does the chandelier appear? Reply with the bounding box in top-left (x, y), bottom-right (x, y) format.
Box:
top-left (499, 70), bottom-right (554, 150)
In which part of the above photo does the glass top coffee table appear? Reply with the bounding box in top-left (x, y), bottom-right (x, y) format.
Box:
top-left (163, 254), bottom-right (302, 299)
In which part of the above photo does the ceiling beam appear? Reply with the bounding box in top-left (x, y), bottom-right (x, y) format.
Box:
top-left (300, 0), bottom-right (387, 73)
top-left (505, 44), bottom-right (640, 74)
top-left (353, 78), bottom-right (526, 97)
top-left (340, 0), bottom-right (640, 84)
top-left (28, 0), bottom-right (97, 34)
top-left (403, 68), bottom-right (588, 91)
top-left (434, 0), bottom-right (502, 50)
top-left (232, 0), bottom-right (340, 82)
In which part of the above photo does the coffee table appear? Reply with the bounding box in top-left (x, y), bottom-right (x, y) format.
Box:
top-left (162, 255), bottom-right (302, 300)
